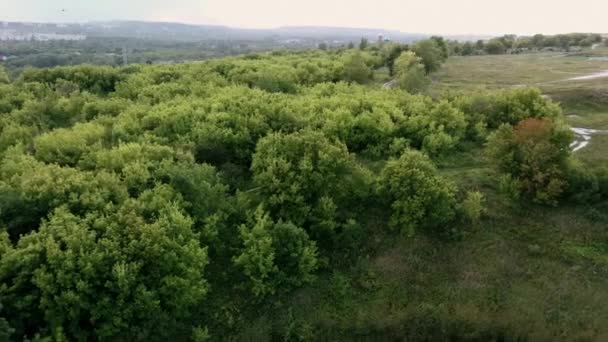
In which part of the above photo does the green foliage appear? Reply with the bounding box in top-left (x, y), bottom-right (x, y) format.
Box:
top-left (0, 301), bottom-right (13, 342)
top-left (484, 39), bottom-right (506, 54)
top-left (34, 122), bottom-right (107, 166)
top-left (460, 191), bottom-right (485, 223)
top-left (0, 150), bottom-right (128, 239)
top-left (453, 87), bottom-right (562, 141)
top-left (251, 130), bottom-right (366, 241)
top-left (0, 48), bottom-right (594, 340)
top-left (394, 51), bottom-right (429, 93)
top-left (379, 150), bottom-right (457, 236)
top-left (234, 208), bottom-right (317, 297)
top-left (563, 158), bottom-right (601, 203)
top-left (430, 36), bottom-right (449, 59)
top-left (359, 38), bottom-right (369, 50)
top-left (486, 118), bottom-right (573, 205)
top-left (19, 65), bottom-right (124, 95)
top-left (342, 52), bottom-right (373, 84)
top-left (0, 67), bottom-right (9, 84)
top-left (412, 39), bottom-right (446, 74)
top-left (0, 186), bottom-right (209, 341)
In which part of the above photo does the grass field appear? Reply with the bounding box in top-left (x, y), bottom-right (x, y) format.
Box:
top-left (240, 52), bottom-right (608, 340)
top-left (432, 50), bottom-right (608, 91)
top-left (433, 49), bottom-right (608, 172)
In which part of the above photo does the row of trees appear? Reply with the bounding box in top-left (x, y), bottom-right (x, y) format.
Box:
top-left (450, 33), bottom-right (604, 56)
top-left (0, 51), bottom-right (601, 340)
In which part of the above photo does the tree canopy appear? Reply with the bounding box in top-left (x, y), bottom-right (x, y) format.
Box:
top-left (0, 48), bottom-right (590, 340)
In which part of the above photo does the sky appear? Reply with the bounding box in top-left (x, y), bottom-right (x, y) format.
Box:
top-left (1, 0), bottom-right (607, 35)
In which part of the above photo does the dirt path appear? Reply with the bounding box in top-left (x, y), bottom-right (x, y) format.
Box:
top-left (382, 79), bottom-right (397, 89)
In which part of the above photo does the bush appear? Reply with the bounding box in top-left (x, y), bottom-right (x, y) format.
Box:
top-left (486, 118), bottom-right (573, 205)
top-left (394, 51), bottom-right (429, 93)
top-left (379, 150), bottom-right (457, 236)
top-left (460, 191), bottom-right (485, 223)
top-left (251, 130), bottom-right (367, 241)
top-left (19, 65), bottom-right (124, 95)
top-left (342, 52), bottom-right (373, 84)
top-left (0, 187), bottom-right (209, 341)
top-left (564, 159), bottom-right (600, 203)
top-left (234, 208), bottom-right (318, 297)
top-left (34, 122), bottom-right (107, 166)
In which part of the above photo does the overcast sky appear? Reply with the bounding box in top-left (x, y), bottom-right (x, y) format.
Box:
top-left (1, 0), bottom-right (607, 35)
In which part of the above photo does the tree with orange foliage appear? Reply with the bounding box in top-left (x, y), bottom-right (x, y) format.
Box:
top-left (486, 118), bottom-right (573, 205)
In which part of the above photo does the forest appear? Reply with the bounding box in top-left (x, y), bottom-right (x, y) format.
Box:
top-left (1, 38), bottom-right (607, 341)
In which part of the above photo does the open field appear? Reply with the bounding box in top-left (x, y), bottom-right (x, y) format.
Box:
top-left (432, 50), bottom-right (608, 172)
top-left (432, 50), bottom-right (608, 91)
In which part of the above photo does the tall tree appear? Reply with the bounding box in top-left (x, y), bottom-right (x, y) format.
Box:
top-left (359, 37), bottom-right (369, 50)
top-left (412, 39), bottom-right (446, 74)
top-left (342, 52), bottom-right (373, 84)
top-left (393, 51), bottom-right (429, 93)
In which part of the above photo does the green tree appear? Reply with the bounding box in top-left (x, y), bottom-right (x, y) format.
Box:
top-left (234, 208), bottom-right (317, 297)
top-left (251, 130), bottom-right (365, 241)
top-left (486, 118), bottom-right (573, 205)
top-left (461, 42), bottom-right (475, 55)
top-left (430, 36), bottom-right (449, 59)
top-left (34, 122), bottom-right (107, 166)
top-left (485, 39), bottom-right (506, 54)
top-left (412, 39), bottom-right (446, 74)
top-left (359, 37), bottom-right (369, 50)
top-left (379, 150), bottom-right (457, 236)
top-left (460, 191), bottom-right (485, 223)
top-left (0, 186), bottom-right (209, 341)
top-left (342, 52), bottom-right (372, 84)
top-left (393, 51), bottom-right (429, 93)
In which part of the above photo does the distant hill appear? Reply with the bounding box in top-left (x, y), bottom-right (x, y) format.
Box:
top-left (0, 20), bottom-right (491, 43)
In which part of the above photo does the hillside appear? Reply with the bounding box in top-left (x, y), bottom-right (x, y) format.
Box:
top-left (0, 21), bottom-right (445, 42)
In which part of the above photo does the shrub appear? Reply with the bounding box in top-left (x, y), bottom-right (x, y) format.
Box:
top-left (379, 150), bottom-right (457, 236)
top-left (234, 208), bottom-right (317, 297)
top-left (460, 191), bottom-right (485, 223)
top-left (486, 118), bottom-right (573, 205)
top-left (564, 159), bottom-right (600, 203)
top-left (342, 52), bottom-right (373, 84)
top-left (0, 187), bottom-right (209, 341)
top-left (394, 51), bottom-right (429, 93)
top-left (251, 130), bottom-right (366, 241)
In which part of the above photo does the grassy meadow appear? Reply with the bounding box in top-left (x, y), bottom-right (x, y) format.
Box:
top-left (433, 50), bottom-right (608, 172)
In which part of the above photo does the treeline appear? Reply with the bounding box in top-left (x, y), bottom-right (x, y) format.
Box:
top-left (0, 51), bottom-right (605, 340)
top-left (450, 33), bottom-right (604, 55)
top-left (0, 37), bottom-right (293, 75)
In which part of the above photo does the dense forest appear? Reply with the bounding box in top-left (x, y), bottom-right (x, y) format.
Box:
top-left (0, 40), bottom-right (607, 341)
